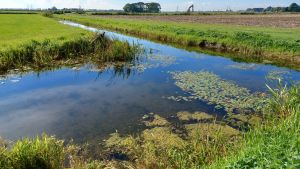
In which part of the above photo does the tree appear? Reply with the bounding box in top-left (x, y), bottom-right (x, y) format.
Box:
top-left (145, 2), bottom-right (161, 13)
top-left (288, 3), bottom-right (300, 12)
top-left (123, 2), bottom-right (161, 13)
top-left (134, 2), bottom-right (145, 12)
top-left (50, 6), bottom-right (57, 11)
top-left (123, 3), bottom-right (135, 12)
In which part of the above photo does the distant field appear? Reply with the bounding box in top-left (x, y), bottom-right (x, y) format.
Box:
top-left (96, 14), bottom-right (300, 28)
top-left (0, 14), bottom-right (90, 50)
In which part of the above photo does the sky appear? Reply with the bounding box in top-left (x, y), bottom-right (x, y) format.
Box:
top-left (0, 0), bottom-right (299, 11)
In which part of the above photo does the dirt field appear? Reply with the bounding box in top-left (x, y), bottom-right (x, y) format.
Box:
top-left (97, 14), bottom-right (300, 28)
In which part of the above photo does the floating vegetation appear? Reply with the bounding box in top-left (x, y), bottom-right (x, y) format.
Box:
top-left (0, 74), bottom-right (22, 85)
top-left (227, 63), bottom-right (257, 70)
top-left (143, 114), bottom-right (170, 127)
top-left (104, 114), bottom-right (241, 168)
top-left (266, 70), bottom-right (290, 80)
top-left (177, 111), bottom-right (214, 121)
top-left (168, 71), bottom-right (267, 113)
top-left (228, 113), bottom-right (262, 128)
top-left (134, 54), bottom-right (177, 72)
top-left (142, 127), bottom-right (187, 149)
top-left (185, 123), bottom-right (240, 140)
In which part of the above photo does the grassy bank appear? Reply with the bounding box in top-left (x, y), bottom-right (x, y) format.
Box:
top-left (0, 81), bottom-right (299, 168)
top-left (0, 14), bottom-right (139, 73)
top-left (210, 81), bottom-right (300, 168)
top-left (54, 14), bottom-right (300, 66)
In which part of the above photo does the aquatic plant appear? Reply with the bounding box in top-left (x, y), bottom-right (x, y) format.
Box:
top-left (103, 112), bottom-right (243, 168)
top-left (168, 71), bottom-right (267, 113)
top-left (266, 70), bottom-right (290, 80)
top-left (227, 63), bottom-right (257, 70)
top-left (143, 114), bottom-right (170, 127)
top-left (134, 53), bottom-right (177, 72)
top-left (177, 111), bottom-right (214, 121)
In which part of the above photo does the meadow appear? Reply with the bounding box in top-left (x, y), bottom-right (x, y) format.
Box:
top-left (0, 14), bottom-right (139, 73)
top-left (55, 14), bottom-right (300, 66)
top-left (0, 14), bottom-right (90, 50)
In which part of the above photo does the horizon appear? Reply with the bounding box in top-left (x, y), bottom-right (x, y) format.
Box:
top-left (0, 0), bottom-right (299, 11)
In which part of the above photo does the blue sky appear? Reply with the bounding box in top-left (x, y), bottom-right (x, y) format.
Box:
top-left (0, 0), bottom-right (299, 11)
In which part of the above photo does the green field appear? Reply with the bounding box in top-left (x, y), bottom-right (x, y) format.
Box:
top-left (0, 14), bottom-right (139, 73)
top-left (55, 14), bottom-right (300, 62)
top-left (0, 14), bottom-right (91, 51)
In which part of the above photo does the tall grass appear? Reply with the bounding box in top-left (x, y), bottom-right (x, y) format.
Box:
top-left (0, 34), bottom-right (140, 73)
top-left (0, 135), bottom-right (104, 169)
top-left (210, 80), bottom-right (300, 168)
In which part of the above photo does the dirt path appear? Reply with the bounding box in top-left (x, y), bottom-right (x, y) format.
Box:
top-left (96, 14), bottom-right (300, 28)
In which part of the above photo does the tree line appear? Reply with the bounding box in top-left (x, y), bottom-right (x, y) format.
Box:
top-left (123, 2), bottom-right (161, 13)
top-left (247, 3), bottom-right (300, 12)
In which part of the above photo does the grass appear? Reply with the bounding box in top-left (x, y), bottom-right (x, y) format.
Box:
top-left (54, 14), bottom-right (300, 64)
top-left (0, 135), bottom-right (104, 169)
top-left (0, 14), bottom-right (90, 50)
top-left (210, 80), bottom-right (300, 168)
top-left (0, 14), bottom-right (140, 73)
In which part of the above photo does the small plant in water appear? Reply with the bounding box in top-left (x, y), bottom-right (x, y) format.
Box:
top-left (168, 71), bottom-right (267, 113)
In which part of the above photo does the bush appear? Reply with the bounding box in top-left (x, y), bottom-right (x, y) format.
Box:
top-left (42, 12), bottom-right (53, 18)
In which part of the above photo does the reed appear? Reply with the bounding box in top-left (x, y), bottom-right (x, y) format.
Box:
top-left (0, 34), bottom-right (140, 73)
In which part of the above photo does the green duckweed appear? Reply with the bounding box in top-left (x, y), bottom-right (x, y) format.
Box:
top-left (168, 71), bottom-right (267, 113)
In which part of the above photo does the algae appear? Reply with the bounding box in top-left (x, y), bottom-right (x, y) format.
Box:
top-left (266, 70), bottom-right (290, 80)
top-left (143, 114), bottom-right (170, 127)
top-left (168, 71), bottom-right (267, 113)
top-left (142, 127), bottom-right (187, 149)
top-left (177, 111), bottom-right (214, 121)
top-left (185, 123), bottom-right (240, 139)
top-left (134, 53), bottom-right (176, 72)
top-left (227, 63), bottom-right (257, 70)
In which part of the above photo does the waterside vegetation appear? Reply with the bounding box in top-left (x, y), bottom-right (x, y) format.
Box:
top-left (54, 14), bottom-right (300, 67)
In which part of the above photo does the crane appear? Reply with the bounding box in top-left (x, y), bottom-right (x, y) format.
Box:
top-left (187, 4), bottom-right (194, 13)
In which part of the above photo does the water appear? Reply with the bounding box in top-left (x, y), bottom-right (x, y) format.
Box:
top-left (0, 21), bottom-right (299, 143)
